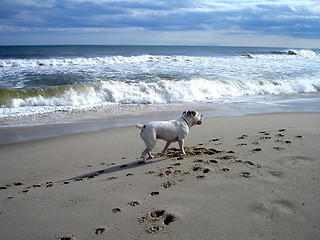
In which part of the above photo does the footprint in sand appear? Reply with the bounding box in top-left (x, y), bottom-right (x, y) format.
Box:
top-left (196, 175), bottom-right (205, 179)
top-left (139, 210), bottom-right (176, 233)
top-left (210, 138), bottom-right (220, 142)
top-left (240, 171), bottom-right (251, 178)
top-left (260, 135), bottom-right (272, 140)
top-left (147, 226), bottom-right (164, 233)
top-left (203, 168), bottom-right (210, 173)
top-left (162, 180), bottom-right (175, 188)
top-left (237, 143), bottom-right (247, 146)
top-left (150, 191), bottom-right (160, 196)
top-left (238, 134), bottom-right (249, 139)
top-left (172, 162), bottom-right (181, 166)
top-left (46, 182), bottom-right (54, 188)
top-left (193, 159), bottom-right (204, 163)
top-left (244, 161), bottom-right (255, 166)
top-left (158, 170), bottom-right (172, 177)
top-left (163, 214), bottom-right (175, 225)
top-left (86, 174), bottom-right (98, 179)
top-left (129, 200), bottom-right (140, 206)
top-left (192, 165), bottom-right (202, 171)
top-left (94, 227), bottom-right (106, 234)
top-left (273, 146), bottom-right (285, 151)
top-left (107, 176), bottom-right (117, 180)
top-left (112, 208), bottom-right (122, 213)
top-left (252, 148), bottom-right (262, 153)
top-left (14, 181), bottom-right (23, 186)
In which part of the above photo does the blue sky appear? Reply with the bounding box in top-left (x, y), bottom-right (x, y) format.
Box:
top-left (1, 0), bottom-right (319, 47)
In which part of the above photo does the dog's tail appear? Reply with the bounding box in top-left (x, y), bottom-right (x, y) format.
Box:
top-left (135, 124), bottom-right (145, 130)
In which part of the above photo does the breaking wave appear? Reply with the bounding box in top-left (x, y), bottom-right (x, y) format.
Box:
top-left (269, 49), bottom-right (318, 57)
top-left (1, 78), bottom-right (319, 110)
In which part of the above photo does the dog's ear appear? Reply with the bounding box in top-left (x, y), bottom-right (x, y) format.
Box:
top-left (187, 111), bottom-right (196, 117)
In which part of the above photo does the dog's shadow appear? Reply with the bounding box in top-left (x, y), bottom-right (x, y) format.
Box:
top-left (57, 157), bottom-right (170, 183)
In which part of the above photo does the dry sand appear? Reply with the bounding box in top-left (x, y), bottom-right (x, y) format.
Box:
top-left (0, 113), bottom-right (319, 240)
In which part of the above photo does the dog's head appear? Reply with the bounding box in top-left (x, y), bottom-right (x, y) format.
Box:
top-left (182, 111), bottom-right (203, 126)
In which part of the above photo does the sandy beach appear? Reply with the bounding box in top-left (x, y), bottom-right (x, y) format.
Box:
top-left (0, 113), bottom-right (319, 240)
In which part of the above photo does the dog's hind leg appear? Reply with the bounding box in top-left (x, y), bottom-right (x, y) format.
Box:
top-left (161, 141), bottom-right (172, 156)
top-left (141, 139), bottom-right (156, 163)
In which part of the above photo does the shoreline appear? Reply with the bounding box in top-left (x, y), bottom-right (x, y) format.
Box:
top-left (0, 113), bottom-right (319, 239)
top-left (1, 92), bottom-right (320, 145)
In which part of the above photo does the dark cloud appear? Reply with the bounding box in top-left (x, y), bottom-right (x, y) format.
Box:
top-left (0, 0), bottom-right (319, 45)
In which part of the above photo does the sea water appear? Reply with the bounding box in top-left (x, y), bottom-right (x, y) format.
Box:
top-left (1, 45), bottom-right (320, 129)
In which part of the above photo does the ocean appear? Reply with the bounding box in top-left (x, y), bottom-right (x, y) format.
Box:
top-left (1, 45), bottom-right (320, 133)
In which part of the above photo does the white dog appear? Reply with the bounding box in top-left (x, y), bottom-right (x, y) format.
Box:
top-left (136, 111), bottom-right (203, 163)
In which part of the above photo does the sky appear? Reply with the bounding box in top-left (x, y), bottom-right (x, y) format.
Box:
top-left (0, 0), bottom-right (320, 48)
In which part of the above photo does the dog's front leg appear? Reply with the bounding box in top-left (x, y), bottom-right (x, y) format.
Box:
top-left (161, 141), bottom-right (171, 156)
top-left (178, 139), bottom-right (186, 155)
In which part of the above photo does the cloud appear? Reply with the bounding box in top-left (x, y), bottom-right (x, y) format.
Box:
top-left (0, 0), bottom-right (319, 46)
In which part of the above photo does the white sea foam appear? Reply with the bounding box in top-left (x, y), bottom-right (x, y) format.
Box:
top-left (0, 49), bottom-right (318, 69)
top-left (1, 77), bottom-right (319, 118)
top-left (0, 55), bottom-right (167, 69)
